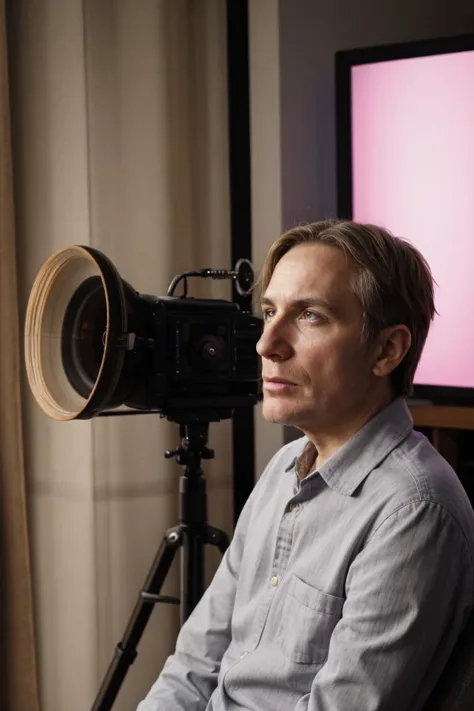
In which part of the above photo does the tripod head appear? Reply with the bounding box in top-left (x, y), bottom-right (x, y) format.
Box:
top-left (164, 422), bottom-right (214, 475)
top-left (164, 421), bottom-right (224, 553)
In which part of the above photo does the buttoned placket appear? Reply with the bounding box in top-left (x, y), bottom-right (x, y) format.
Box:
top-left (233, 488), bottom-right (302, 666)
top-left (230, 469), bottom-right (321, 670)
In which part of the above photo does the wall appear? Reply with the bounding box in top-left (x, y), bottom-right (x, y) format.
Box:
top-left (278, 0), bottom-right (474, 226)
top-left (250, 0), bottom-right (474, 468)
top-left (249, 0), bottom-right (285, 475)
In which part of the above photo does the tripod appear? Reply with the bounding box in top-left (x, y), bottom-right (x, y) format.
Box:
top-left (91, 421), bottom-right (230, 711)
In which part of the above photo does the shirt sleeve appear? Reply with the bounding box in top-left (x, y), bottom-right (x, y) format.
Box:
top-left (136, 447), bottom-right (280, 711)
top-left (296, 499), bottom-right (474, 711)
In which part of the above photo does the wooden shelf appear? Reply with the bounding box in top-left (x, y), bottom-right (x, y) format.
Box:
top-left (409, 405), bottom-right (474, 431)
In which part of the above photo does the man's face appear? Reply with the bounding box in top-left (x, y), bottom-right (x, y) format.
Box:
top-left (256, 243), bottom-right (379, 432)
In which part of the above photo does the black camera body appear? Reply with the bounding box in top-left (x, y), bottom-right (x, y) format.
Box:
top-left (124, 293), bottom-right (263, 421)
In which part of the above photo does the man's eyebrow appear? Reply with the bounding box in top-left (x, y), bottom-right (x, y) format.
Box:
top-left (260, 296), bottom-right (335, 313)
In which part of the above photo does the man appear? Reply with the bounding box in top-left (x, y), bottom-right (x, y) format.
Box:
top-left (137, 220), bottom-right (474, 711)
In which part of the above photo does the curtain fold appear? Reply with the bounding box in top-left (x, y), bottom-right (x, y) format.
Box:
top-left (0, 0), bottom-right (40, 709)
top-left (7, 1), bottom-right (232, 709)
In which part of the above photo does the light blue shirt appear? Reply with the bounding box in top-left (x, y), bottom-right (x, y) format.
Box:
top-left (138, 397), bottom-right (474, 711)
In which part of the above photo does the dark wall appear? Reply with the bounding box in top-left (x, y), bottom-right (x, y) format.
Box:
top-left (278, 0), bottom-right (474, 229)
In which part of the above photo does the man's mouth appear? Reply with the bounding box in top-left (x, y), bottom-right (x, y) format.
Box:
top-left (263, 377), bottom-right (298, 392)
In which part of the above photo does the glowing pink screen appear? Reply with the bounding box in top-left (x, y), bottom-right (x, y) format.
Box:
top-left (351, 51), bottom-right (474, 388)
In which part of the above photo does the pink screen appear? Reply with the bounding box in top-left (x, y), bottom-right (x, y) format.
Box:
top-left (351, 50), bottom-right (474, 388)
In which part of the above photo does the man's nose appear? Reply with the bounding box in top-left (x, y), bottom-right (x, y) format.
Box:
top-left (256, 320), bottom-right (292, 361)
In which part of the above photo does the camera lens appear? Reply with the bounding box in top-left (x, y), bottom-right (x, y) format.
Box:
top-left (61, 276), bottom-right (107, 398)
top-left (24, 245), bottom-right (129, 420)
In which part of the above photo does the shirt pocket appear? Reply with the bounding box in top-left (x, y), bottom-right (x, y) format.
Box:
top-left (277, 574), bottom-right (345, 665)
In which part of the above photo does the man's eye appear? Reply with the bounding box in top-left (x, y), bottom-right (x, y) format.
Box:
top-left (302, 311), bottom-right (323, 322)
top-left (262, 309), bottom-right (275, 321)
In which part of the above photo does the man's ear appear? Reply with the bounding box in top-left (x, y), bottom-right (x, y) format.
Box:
top-left (372, 325), bottom-right (412, 377)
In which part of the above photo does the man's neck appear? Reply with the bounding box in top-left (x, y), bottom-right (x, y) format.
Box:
top-left (300, 393), bottom-right (395, 476)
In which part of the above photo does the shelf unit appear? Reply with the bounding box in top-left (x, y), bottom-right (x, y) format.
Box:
top-left (410, 405), bottom-right (474, 432)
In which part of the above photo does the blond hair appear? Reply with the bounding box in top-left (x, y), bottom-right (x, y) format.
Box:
top-left (257, 219), bottom-right (436, 397)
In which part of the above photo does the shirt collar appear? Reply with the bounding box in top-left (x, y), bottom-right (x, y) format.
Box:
top-left (292, 397), bottom-right (414, 497)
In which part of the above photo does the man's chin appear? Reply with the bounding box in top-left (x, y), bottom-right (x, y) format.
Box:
top-left (261, 402), bottom-right (297, 426)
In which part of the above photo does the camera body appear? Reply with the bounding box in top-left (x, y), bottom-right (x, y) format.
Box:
top-left (25, 245), bottom-right (262, 423)
top-left (123, 293), bottom-right (263, 421)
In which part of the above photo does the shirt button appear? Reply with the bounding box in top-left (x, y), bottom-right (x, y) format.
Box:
top-left (289, 503), bottom-right (300, 513)
top-left (239, 651), bottom-right (249, 659)
top-left (270, 575), bottom-right (279, 587)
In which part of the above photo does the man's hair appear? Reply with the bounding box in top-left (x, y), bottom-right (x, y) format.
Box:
top-left (257, 219), bottom-right (437, 397)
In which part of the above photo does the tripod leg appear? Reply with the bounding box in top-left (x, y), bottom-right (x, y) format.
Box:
top-left (91, 526), bottom-right (183, 711)
top-left (180, 525), bottom-right (230, 622)
top-left (204, 524), bottom-right (230, 555)
top-left (182, 528), bottom-right (205, 625)
top-left (180, 523), bottom-right (230, 624)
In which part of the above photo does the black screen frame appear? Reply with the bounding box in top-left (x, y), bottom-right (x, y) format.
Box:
top-left (335, 33), bottom-right (474, 406)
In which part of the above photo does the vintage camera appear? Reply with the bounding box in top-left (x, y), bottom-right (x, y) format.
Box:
top-left (24, 246), bottom-right (262, 424)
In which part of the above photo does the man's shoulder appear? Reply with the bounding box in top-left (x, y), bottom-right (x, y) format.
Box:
top-left (378, 429), bottom-right (474, 540)
top-left (394, 429), bottom-right (463, 501)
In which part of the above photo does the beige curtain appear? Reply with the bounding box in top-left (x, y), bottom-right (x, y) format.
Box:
top-left (7, 2), bottom-right (232, 710)
top-left (0, 1), bottom-right (40, 710)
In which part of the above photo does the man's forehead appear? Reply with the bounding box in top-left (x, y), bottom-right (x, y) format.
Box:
top-left (267, 245), bottom-right (351, 292)
top-left (263, 244), bottom-right (359, 313)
